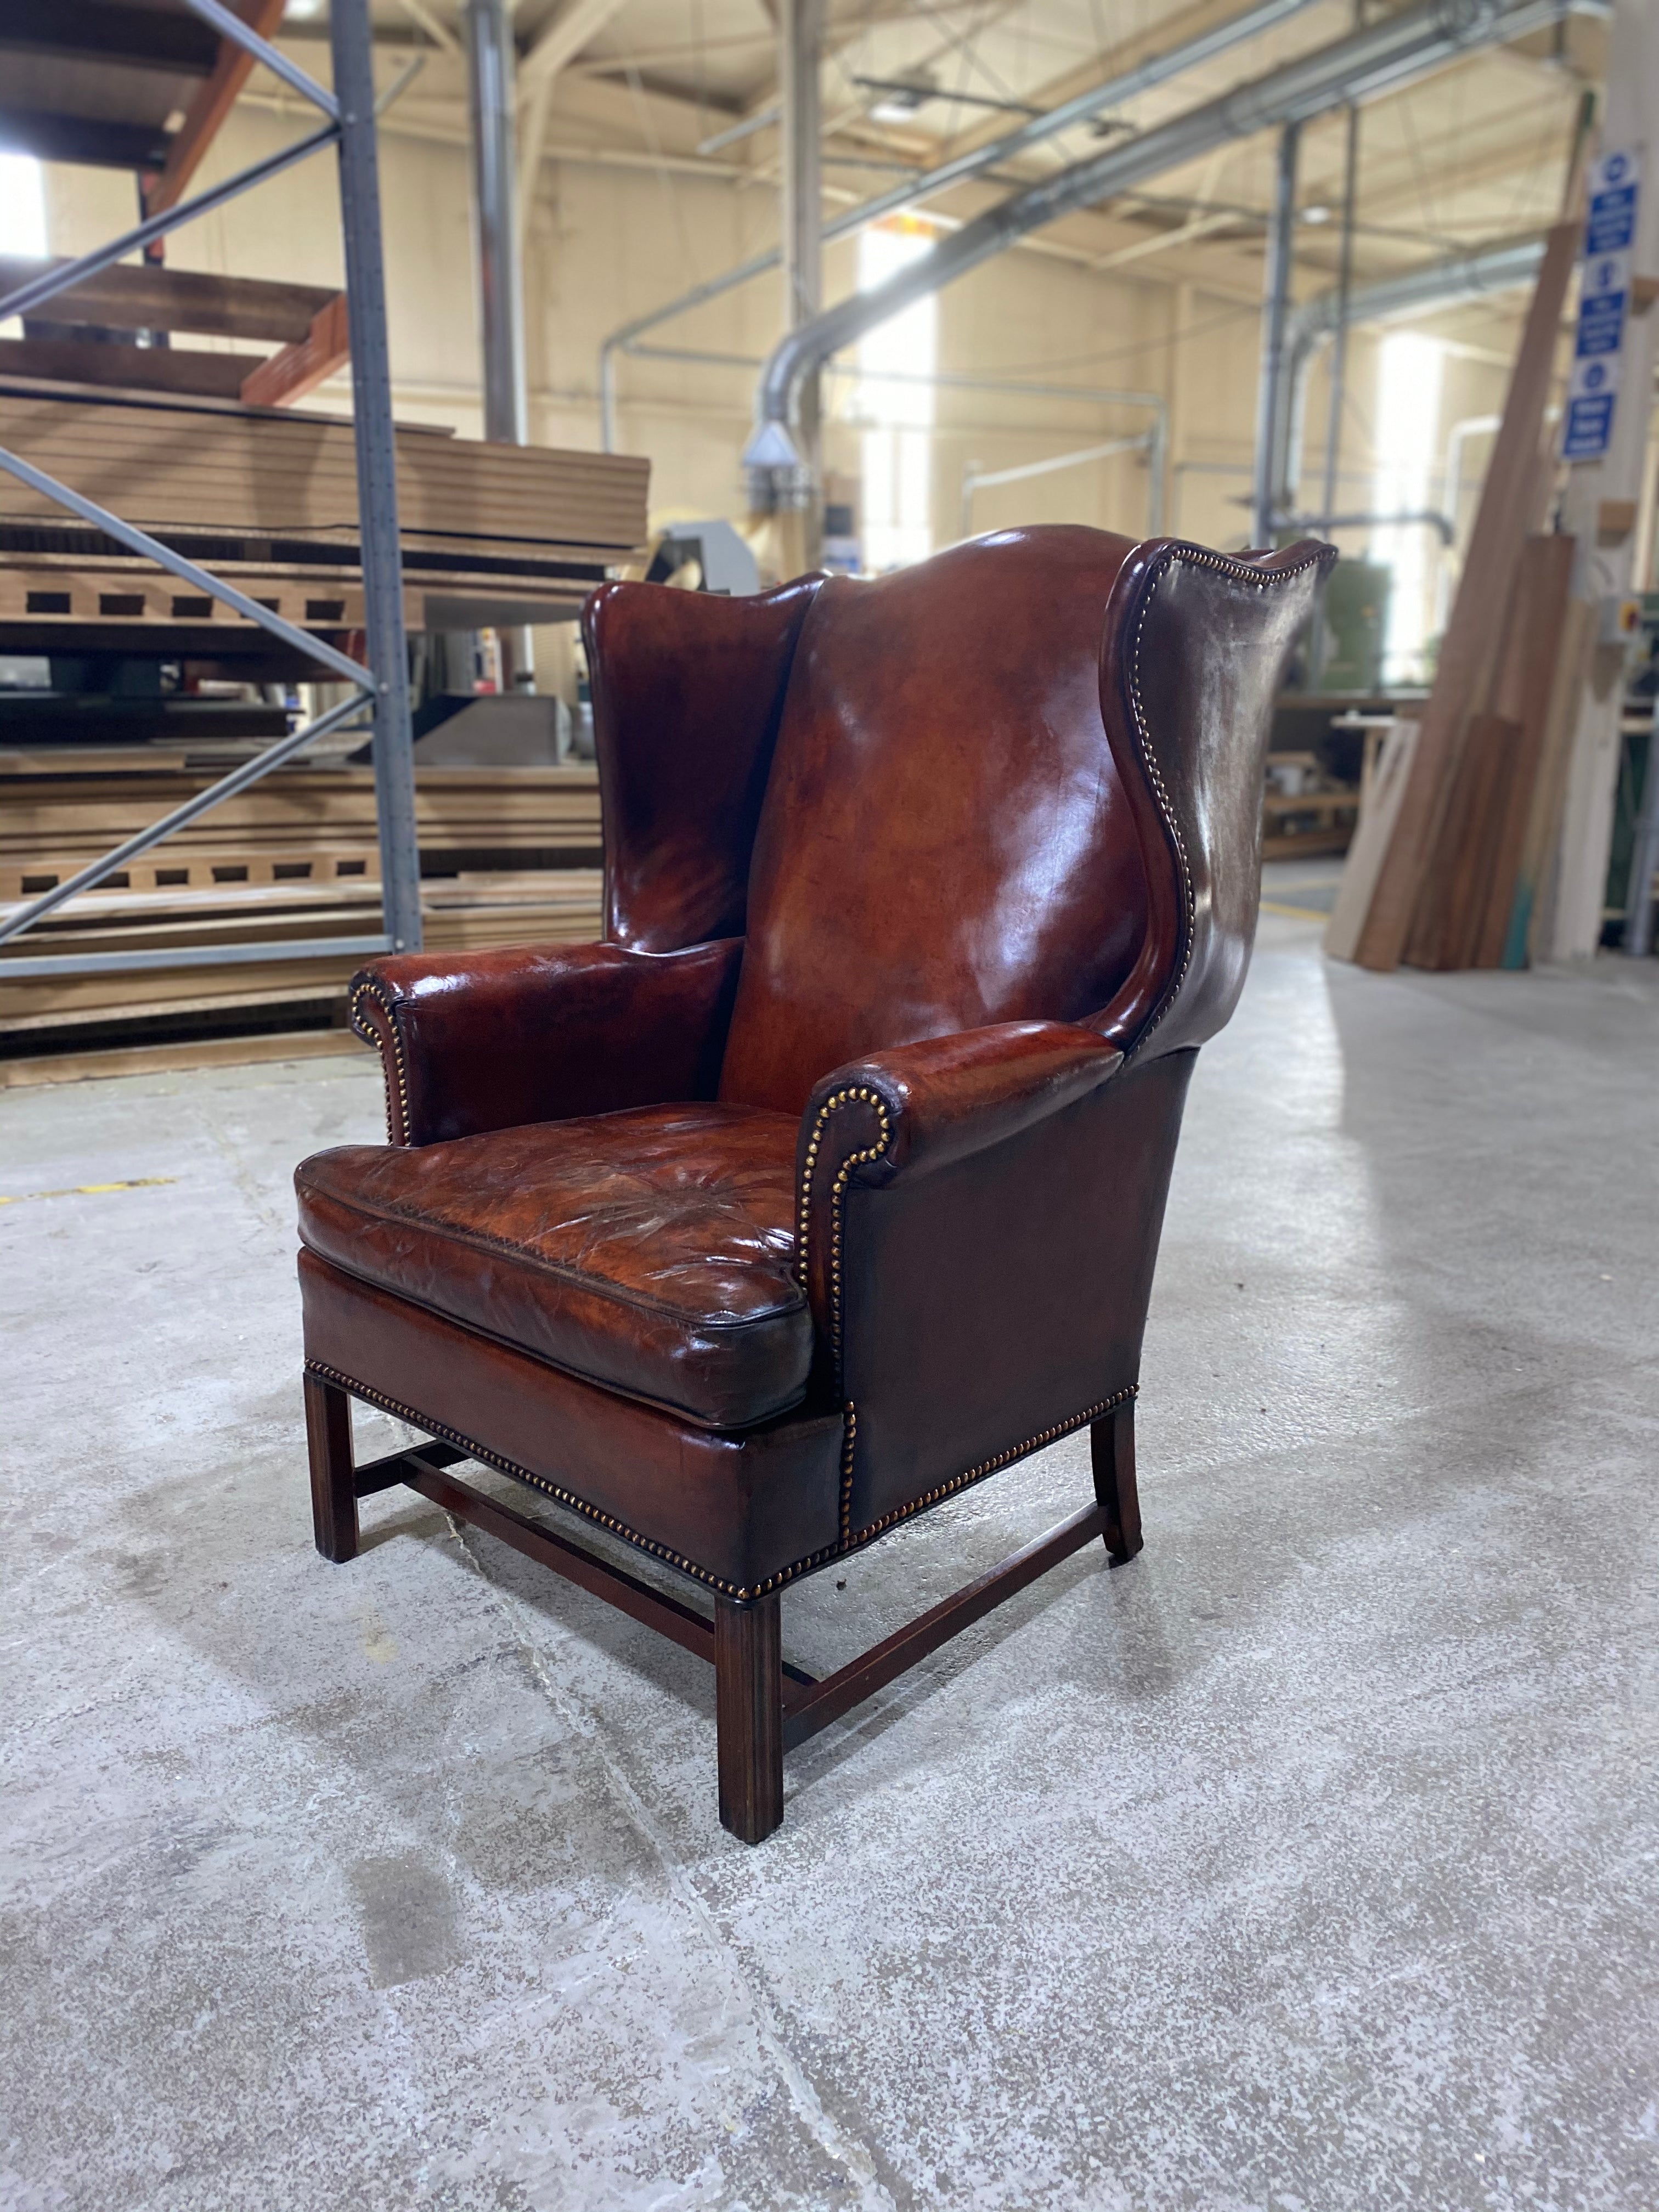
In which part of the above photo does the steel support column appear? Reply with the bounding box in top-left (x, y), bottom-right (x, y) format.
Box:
top-left (333, 0), bottom-right (423, 953)
top-left (776, 0), bottom-right (824, 558)
top-left (1251, 121), bottom-right (1301, 549)
top-left (465, 0), bottom-right (529, 445)
top-left (465, 0), bottom-right (536, 692)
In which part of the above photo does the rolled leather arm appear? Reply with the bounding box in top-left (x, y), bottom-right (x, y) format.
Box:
top-left (349, 936), bottom-right (744, 1146)
top-left (794, 1020), bottom-right (1122, 1335)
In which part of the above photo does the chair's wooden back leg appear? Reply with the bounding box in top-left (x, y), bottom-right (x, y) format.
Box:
top-left (304, 1372), bottom-right (359, 1564)
top-left (715, 1594), bottom-right (784, 1843)
top-left (1091, 1399), bottom-right (1143, 1565)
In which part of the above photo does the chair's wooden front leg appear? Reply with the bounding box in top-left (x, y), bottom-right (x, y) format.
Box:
top-left (304, 1371), bottom-right (358, 1565)
top-left (1091, 1398), bottom-right (1142, 1565)
top-left (714, 1593), bottom-right (784, 1843)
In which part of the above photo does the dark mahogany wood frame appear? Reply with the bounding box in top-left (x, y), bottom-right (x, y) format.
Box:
top-left (304, 1373), bottom-right (1141, 1842)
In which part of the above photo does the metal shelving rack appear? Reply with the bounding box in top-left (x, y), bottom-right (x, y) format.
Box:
top-left (0, 0), bottom-right (423, 984)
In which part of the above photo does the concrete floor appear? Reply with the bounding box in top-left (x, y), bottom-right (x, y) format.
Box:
top-left (4, 895), bottom-right (1658, 2212)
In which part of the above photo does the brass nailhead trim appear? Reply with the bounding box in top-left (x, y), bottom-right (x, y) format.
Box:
top-left (304, 1358), bottom-right (1133, 1604)
top-left (838, 1400), bottom-right (858, 1542)
top-left (844, 1381), bottom-right (1137, 1549)
top-left (348, 978), bottom-right (410, 1146)
top-left (797, 1084), bottom-right (895, 1532)
top-left (1127, 545), bottom-right (1327, 1046)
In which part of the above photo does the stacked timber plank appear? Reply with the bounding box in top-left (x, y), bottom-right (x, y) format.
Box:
top-left (0, 753), bottom-right (606, 1047)
top-left (1325, 211), bottom-right (1591, 974)
top-left (0, 758), bottom-right (603, 901)
top-left (0, 382), bottom-right (649, 640)
top-left (1, 873), bottom-right (606, 1043)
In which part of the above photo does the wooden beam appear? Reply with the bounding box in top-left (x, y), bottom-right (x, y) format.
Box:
top-left (0, 259), bottom-right (335, 343)
top-left (0, 108), bottom-right (171, 170)
top-left (145, 0), bottom-right (289, 218)
top-left (0, 0), bottom-right (219, 72)
top-left (240, 292), bottom-right (350, 408)
top-left (0, 336), bottom-right (251, 399)
top-left (781, 1502), bottom-right (1111, 1750)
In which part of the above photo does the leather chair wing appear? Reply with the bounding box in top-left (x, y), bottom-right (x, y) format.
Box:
top-left (1096, 537), bottom-right (1337, 1059)
top-left (348, 937), bottom-right (743, 1146)
top-left (584, 573), bottom-right (823, 952)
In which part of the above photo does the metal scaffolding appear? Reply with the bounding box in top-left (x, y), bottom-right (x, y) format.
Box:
top-left (0, 0), bottom-right (422, 983)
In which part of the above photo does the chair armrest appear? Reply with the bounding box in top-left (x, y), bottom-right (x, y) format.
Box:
top-left (349, 936), bottom-right (744, 1146)
top-left (793, 1024), bottom-right (1188, 1550)
top-left (795, 1020), bottom-right (1121, 1323)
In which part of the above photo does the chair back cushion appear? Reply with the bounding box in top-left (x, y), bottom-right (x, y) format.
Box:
top-left (718, 527), bottom-right (1149, 1115)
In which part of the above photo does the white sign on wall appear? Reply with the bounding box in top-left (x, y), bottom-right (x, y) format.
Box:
top-left (1562, 148), bottom-right (1641, 463)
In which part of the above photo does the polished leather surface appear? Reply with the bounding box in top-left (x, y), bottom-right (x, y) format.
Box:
top-left (585, 575), bottom-right (823, 952)
top-left (297, 1103), bottom-right (810, 1429)
top-left (826, 1049), bottom-right (1196, 1534)
top-left (718, 528), bottom-right (1148, 1116)
top-left (349, 938), bottom-right (742, 1147)
top-left (300, 1249), bottom-right (844, 1594)
top-left (1094, 538), bottom-right (1336, 1058)
top-left (300, 527), bottom-right (1319, 1577)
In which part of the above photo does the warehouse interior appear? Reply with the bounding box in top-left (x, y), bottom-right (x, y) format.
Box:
top-left (4, 2), bottom-right (1657, 2207)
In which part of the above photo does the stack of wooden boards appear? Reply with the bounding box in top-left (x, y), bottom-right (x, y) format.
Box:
top-left (0, 381), bottom-right (650, 645)
top-left (1325, 207), bottom-right (1598, 972)
top-left (0, 752), bottom-right (605, 1049)
top-left (0, 261), bottom-right (353, 410)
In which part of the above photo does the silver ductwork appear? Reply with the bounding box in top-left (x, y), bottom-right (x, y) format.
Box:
top-left (743, 0), bottom-right (1601, 498)
top-left (598, 0), bottom-right (1325, 452)
top-left (1271, 234), bottom-right (1549, 522)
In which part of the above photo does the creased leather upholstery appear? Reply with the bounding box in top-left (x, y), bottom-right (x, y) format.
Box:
top-left (297, 1104), bottom-right (810, 1429)
top-left (348, 938), bottom-right (742, 1148)
top-left (717, 529), bottom-right (1150, 1116)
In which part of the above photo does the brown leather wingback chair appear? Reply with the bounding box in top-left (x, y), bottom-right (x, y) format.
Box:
top-left (296, 527), bottom-right (1333, 1841)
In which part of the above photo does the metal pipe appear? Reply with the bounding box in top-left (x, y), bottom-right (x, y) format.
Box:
top-left (1, 935), bottom-right (396, 983)
top-left (464, 0), bottom-right (535, 695)
top-left (334, 0), bottom-right (424, 955)
top-left (778, 0), bottom-right (825, 532)
top-left (1251, 121), bottom-right (1300, 546)
top-left (0, 124), bottom-right (339, 326)
top-left (619, 341), bottom-right (1167, 419)
top-left (744, 0), bottom-right (1601, 486)
top-left (0, 445), bottom-right (375, 687)
top-left (180, 0), bottom-right (339, 116)
top-left (1307, 87), bottom-right (1360, 683)
top-left (1319, 98), bottom-right (1361, 529)
top-left (961, 433), bottom-right (1153, 538)
top-left (0, 693), bottom-right (370, 948)
top-left (1278, 506), bottom-right (1454, 544)
top-left (1276, 235), bottom-right (1549, 516)
top-left (465, 0), bottom-right (529, 446)
top-left (597, 0), bottom-right (1326, 452)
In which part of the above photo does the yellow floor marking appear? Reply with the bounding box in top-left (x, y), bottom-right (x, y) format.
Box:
top-left (1260, 901), bottom-right (1331, 922)
top-left (0, 1176), bottom-right (177, 1209)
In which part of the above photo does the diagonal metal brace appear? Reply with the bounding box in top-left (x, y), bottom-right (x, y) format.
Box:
top-left (180, 0), bottom-right (340, 117)
top-left (0, 692), bottom-right (370, 947)
top-left (0, 125), bottom-right (339, 327)
top-left (0, 446), bottom-right (375, 689)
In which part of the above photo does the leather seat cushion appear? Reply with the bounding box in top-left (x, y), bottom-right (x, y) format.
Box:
top-left (295, 1103), bottom-right (811, 1430)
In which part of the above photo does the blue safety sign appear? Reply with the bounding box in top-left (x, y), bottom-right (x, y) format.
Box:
top-left (1565, 149), bottom-right (1643, 462)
